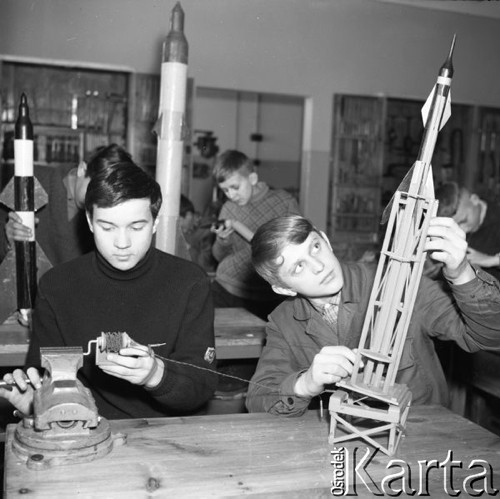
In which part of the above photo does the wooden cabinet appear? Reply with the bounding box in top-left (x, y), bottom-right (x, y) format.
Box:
top-left (475, 106), bottom-right (500, 200)
top-left (328, 94), bottom-right (477, 261)
top-left (0, 58), bottom-right (130, 178)
top-left (328, 95), bottom-right (385, 261)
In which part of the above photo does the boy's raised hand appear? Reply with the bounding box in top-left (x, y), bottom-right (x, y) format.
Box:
top-left (425, 216), bottom-right (475, 285)
top-left (294, 346), bottom-right (357, 398)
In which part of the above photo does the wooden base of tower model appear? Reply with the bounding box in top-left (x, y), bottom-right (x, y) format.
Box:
top-left (328, 384), bottom-right (412, 456)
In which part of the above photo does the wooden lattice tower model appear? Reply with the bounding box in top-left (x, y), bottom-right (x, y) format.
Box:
top-left (329, 36), bottom-right (456, 456)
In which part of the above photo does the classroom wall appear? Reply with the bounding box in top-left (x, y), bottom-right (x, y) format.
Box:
top-left (1, 0), bottom-right (500, 228)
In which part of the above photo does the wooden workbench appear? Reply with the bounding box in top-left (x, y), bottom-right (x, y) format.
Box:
top-left (0, 319), bottom-right (29, 367)
top-left (4, 405), bottom-right (500, 497)
top-left (214, 307), bottom-right (266, 360)
top-left (0, 307), bottom-right (266, 367)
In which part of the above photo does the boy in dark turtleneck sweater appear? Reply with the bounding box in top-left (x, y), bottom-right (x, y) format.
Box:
top-left (1, 162), bottom-right (217, 419)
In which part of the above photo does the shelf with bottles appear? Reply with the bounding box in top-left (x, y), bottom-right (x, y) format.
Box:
top-left (0, 58), bottom-right (130, 165)
top-left (1, 123), bottom-right (84, 167)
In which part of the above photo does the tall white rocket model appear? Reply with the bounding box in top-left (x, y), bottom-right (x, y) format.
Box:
top-left (154, 2), bottom-right (189, 254)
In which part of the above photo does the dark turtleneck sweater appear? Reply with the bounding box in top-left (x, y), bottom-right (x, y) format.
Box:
top-left (28, 247), bottom-right (217, 419)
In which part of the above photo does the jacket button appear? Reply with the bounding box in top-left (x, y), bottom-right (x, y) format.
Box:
top-left (287, 397), bottom-right (294, 405)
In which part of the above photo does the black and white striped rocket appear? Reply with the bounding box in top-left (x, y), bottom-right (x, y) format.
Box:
top-left (14, 93), bottom-right (37, 321)
top-left (0, 93), bottom-right (49, 324)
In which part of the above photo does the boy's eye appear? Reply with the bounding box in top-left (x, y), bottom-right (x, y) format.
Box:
top-left (101, 225), bottom-right (113, 232)
top-left (131, 224), bottom-right (145, 231)
top-left (312, 242), bottom-right (321, 253)
top-left (293, 263), bottom-right (303, 275)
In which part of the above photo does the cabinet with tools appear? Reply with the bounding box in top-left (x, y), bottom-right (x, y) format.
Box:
top-left (328, 94), bottom-right (475, 261)
top-left (474, 106), bottom-right (500, 199)
top-left (0, 57), bottom-right (130, 188)
top-left (328, 95), bottom-right (385, 261)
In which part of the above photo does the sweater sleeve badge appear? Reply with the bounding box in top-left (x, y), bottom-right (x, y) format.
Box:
top-left (204, 347), bottom-right (216, 364)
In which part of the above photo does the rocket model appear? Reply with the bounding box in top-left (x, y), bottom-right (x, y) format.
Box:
top-left (381, 34), bottom-right (455, 224)
top-left (0, 93), bottom-right (50, 324)
top-left (154, 2), bottom-right (189, 254)
top-left (329, 36), bottom-right (456, 456)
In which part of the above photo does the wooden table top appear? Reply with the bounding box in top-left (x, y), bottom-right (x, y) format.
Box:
top-left (4, 405), bottom-right (500, 498)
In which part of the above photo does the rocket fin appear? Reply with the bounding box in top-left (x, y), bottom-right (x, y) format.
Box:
top-left (423, 166), bottom-right (436, 200)
top-left (421, 85), bottom-right (435, 128)
top-left (440, 92), bottom-right (451, 131)
top-left (0, 241), bottom-right (52, 325)
top-left (33, 176), bottom-right (49, 211)
top-left (0, 175), bottom-right (48, 212)
top-left (421, 86), bottom-right (451, 131)
top-left (381, 163), bottom-right (416, 225)
top-left (152, 113), bottom-right (163, 137)
top-left (0, 249), bottom-right (17, 324)
top-left (0, 177), bottom-right (15, 211)
top-left (36, 241), bottom-right (53, 279)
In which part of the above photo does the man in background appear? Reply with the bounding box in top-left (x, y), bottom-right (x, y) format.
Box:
top-left (436, 181), bottom-right (500, 281)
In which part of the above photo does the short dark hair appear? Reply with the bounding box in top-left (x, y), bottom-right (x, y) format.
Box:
top-left (180, 194), bottom-right (195, 218)
top-left (435, 182), bottom-right (467, 217)
top-left (85, 143), bottom-right (133, 179)
top-left (85, 161), bottom-right (162, 219)
top-left (213, 150), bottom-right (254, 183)
top-left (251, 215), bottom-right (319, 286)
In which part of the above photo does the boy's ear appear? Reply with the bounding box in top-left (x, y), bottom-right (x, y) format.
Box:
top-left (85, 211), bottom-right (94, 233)
top-left (470, 193), bottom-right (480, 205)
top-left (271, 284), bottom-right (297, 297)
top-left (152, 216), bottom-right (159, 233)
top-left (249, 172), bottom-right (258, 186)
top-left (77, 161), bottom-right (88, 178)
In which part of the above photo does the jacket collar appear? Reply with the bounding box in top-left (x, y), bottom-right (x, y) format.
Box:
top-left (291, 262), bottom-right (364, 322)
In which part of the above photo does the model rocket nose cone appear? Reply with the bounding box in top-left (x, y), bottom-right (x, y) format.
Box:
top-left (449, 34), bottom-right (456, 58)
top-left (447, 34), bottom-right (456, 66)
top-left (20, 93), bottom-right (28, 105)
top-left (439, 34), bottom-right (456, 78)
top-left (171, 1), bottom-right (185, 29)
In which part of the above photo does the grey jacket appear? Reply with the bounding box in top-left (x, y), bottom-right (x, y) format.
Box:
top-left (246, 262), bottom-right (500, 415)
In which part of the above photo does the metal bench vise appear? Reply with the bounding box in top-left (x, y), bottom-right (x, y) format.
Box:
top-left (12, 346), bottom-right (126, 469)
